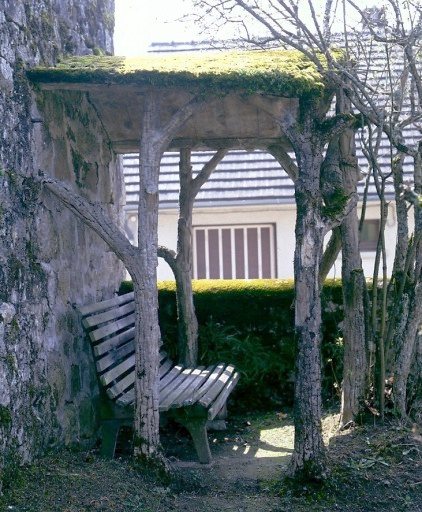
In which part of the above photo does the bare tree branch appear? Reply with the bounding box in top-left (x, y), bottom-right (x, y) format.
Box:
top-left (158, 245), bottom-right (177, 273)
top-left (39, 173), bottom-right (137, 266)
top-left (267, 144), bottom-right (298, 181)
top-left (192, 149), bottom-right (228, 195)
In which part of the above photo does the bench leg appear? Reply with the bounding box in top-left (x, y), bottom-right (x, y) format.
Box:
top-left (207, 403), bottom-right (228, 431)
top-left (100, 420), bottom-right (120, 458)
top-left (174, 412), bottom-right (212, 464)
top-left (184, 418), bottom-right (212, 464)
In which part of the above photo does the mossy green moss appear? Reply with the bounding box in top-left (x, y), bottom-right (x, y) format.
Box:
top-left (0, 405), bottom-right (12, 427)
top-left (71, 148), bottom-right (90, 187)
top-left (27, 50), bottom-right (333, 97)
top-left (322, 188), bottom-right (350, 219)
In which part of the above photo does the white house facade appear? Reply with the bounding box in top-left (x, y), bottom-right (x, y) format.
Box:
top-left (123, 150), bottom-right (409, 281)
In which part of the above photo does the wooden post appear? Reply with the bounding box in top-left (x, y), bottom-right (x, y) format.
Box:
top-left (131, 90), bottom-right (206, 464)
top-left (290, 123), bottom-right (327, 479)
top-left (159, 148), bottom-right (227, 366)
top-left (133, 90), bottom-right (162, 462)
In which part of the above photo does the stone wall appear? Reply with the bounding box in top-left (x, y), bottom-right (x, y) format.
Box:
top-left (0, 0), bottom-right (124, 488)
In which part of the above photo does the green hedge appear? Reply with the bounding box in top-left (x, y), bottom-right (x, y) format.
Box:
top-left (119, 279), bottom-right (344, 410)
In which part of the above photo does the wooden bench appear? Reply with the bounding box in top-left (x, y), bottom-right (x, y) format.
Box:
top-left (79, 291), bottom-right (239, 464)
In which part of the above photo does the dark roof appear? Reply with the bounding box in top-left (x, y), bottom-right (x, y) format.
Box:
top-left (124, 150), bottom-right (294, 209)
top-left (123, 145), bottom-right (416, 210)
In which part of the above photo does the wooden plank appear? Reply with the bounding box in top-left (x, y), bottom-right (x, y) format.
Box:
top-left (159, 365), bottom-right (184, 390)
top-left (159, 351), bottom-right (168, 363)
top-left (93, 327), bottom-right (134, 357)
top-left (96, 341), bottom-right (134, 373)
top-left (110, 356), bottom-right (174, 406)
top-left (199, 365), bottom-right (236, 408)
top-left (160, 367), bottom-right (206, 411)
top-left (106, 369), bottom-right (135, 399)
top-left (90, 313), bottom-right (135, 342)
top-left (116, 388), bottom-right (135, 407)
top-left (100, 354), bottom-right (135, 386)
top-left (79, 292), bottom-right (134, 316)
top-left (207, 371), bottom-right (240, 420)
top-left (178, 365), bottom-right (216, 407)
top-left (184, 364), bottom-right (225, 405)
top-left (159, 359), bottom-right (173, 378)
top-left (117, 387), bottom-right (134, 406)
top-left (160, 368), bottom-right (194, 404)
top-left (82, 301), bottom-right (135, 329)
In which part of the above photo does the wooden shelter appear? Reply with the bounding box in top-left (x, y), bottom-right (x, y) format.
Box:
top-left (28, 50), bottom-right (339, 466)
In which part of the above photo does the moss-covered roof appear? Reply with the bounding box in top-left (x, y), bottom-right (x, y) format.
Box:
top-left (28, 50), bottom-right (330, 97)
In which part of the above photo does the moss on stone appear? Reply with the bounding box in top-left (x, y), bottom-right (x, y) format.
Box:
top-left (70, 147), bottom-right (90, 188)
top-left (0, 405), bottom-right (12, 427)
top-left (71, 364), bottom-right (81, 396)
top-left (28, 50), bottom-right (336, 97)
top-left (7, 255), bottom-right (24, 287)
top-left (4, 353), bottom-right (17, 373)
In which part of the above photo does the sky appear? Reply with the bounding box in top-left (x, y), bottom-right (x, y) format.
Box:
top-left (114, 0), bottom-right (199, 55)
top-left (114, 0), bottom-right (377, 56)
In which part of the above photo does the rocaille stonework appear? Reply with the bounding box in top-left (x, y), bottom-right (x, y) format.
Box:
top-left (0, 0), bottom-right (124, 487)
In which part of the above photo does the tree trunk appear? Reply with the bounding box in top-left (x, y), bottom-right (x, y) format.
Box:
top-left (132, 269), bottom-right (161, 460)
top-left (133, 93), bottom-right (162, 463)
top-left (408, 332), bottom-right (422, 424)
top-left (175, 148), bottom-right (198, 366)
top-left (340, 262), bottom-right (367, 425)
top-left (393, 282), bottom-right (422, 417)
top-left (131, 92), bottom-right (205, 463)
top-left (319, 90), bottom-right (368, 426)
top-left (384, 152), bottom-right (407, 375)
top-left (159, 148), bottom-right (226, 366)
top-left (339, 153), bottom-right (367, 425)
top-left (393, 151), bottom-right (422, 417)
top-left (290, 133), bottom-right (327, 480)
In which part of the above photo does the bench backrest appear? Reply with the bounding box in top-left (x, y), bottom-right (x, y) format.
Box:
top-left (80, 292), bottom-right (137, 401)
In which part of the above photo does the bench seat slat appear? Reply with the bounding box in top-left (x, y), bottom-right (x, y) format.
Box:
top-left (117, 389), bottom-right (134, 407)
top-left (184, 364), bottom-right (226, 406)
top-left (207, 371), bottom-right (240, 420)
top-left (160, 368), bottom-right (195, 406)
top-left (79, 292), bottom-right (134, 316)
top-left (159, 365), bottom-right (184, 390)
top-left (160, 366), bottom-right (205, 411)
top-left (159, 358), bottom-right (173, 379)
top-left (114, 358), bottom-right (182, 407)
top-left (83, 301), bottom-right (136, 329)
top-left (171, 365), bottom-right (215, 408)
top-left (199, 364), bottom-right (236, 408)
top-left (106, 369), bottom-right (135, 399)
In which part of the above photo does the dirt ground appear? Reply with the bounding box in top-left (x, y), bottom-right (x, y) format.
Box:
top-left (1, 411), bottom-right (421, 512)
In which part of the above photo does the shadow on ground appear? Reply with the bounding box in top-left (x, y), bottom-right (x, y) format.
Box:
top-left (1, 411), bottom-right (420, 512)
